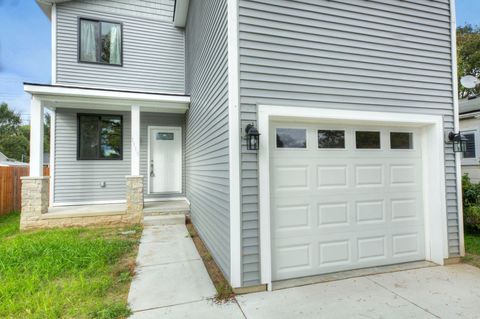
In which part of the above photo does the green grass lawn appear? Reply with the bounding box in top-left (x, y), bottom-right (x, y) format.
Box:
top-left (464, 232), bottom-right (480, 268)
top-left (0, 213), bottom-right (141, 319)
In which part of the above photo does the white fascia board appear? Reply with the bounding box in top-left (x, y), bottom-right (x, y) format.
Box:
top-left (24, 84), bottom-right (190, 113)
top-left (460, 111), bottom-right (480, 120)
top-left (173, 0), bottom-right (190, 27)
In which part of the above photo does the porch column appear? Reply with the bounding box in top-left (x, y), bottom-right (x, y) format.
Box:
top-left (29, 96), bottom-right (44, 176)
top-left (126, 105), bottom-right (143, 222)
top-left (21, 96), bottom-right (49, 230)
top-left (131, 105), bottom-right (141, 176)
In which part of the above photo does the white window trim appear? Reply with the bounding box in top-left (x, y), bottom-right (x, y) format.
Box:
top-left (460, 130), bottom-right (479, 166)
top-left (258, 105), bottom-right (448, 291)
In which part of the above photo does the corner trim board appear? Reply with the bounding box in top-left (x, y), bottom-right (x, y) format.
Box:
top-left (228, 0), bottom-right (242, 288)
top-left (450, 0), bottom-right (465, 257)
top-left (51, 3), bottom-right (57, 84)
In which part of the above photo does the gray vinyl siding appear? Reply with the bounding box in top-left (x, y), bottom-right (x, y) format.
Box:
top-left (55, 0), bottom-right (185, 93)
top-left (54, 108), bottom-right (185, 203)
top-left (185, 0), bottom-right (231, 279)
top-left (238, 0), bottom-right (458, 286)
top-left (54, 108), bottom-right (131, 203)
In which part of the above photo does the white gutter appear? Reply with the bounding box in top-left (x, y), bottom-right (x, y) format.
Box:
top-left (173, 0), bottom-right (190, 27)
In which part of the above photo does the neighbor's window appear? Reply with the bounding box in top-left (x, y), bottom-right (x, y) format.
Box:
top-left (276, 128), bottom-right (307, 149)
top-left (463, 133), bottom-right (476, 159)
top-left (318, 130), bottom-right (345, 149)
top-left (79, 19), bottom-right (122, 65)
top-left (390, 132), bottom-right (413, 150)
top-left (355, 131), bottom-right (380, 149)
top-left (78, 114), bottom-right (123, 160)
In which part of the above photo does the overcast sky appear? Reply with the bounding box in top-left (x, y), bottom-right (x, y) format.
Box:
top-left (0, 0), bottom-right (479, 122)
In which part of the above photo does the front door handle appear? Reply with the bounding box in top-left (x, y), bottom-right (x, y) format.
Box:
top-left (150, 160), bottom-right (155, 177)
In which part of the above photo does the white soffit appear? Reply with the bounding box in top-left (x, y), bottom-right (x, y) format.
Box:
top-left (36, 0), bottom-right (72, 18)
top-left (173, 0), bottom-right (189, 27)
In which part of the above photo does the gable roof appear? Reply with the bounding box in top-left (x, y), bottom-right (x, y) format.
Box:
top-left (460, 97), bottom-right (480, 115)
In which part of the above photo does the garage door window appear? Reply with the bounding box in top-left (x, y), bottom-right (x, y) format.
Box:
top-left (276, 128), bottom-right (307, 149)
top-left (318, 130), bottom-right (345, 149)
top-left (355, 131), bottom-right (380, 149)
top-left (390, 132), bottom-right (413, 149)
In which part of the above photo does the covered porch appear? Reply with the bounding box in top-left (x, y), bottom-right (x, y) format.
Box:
top-left (21, 83), bottom-right (190, 230)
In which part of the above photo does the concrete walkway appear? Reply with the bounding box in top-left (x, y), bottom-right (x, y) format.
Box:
top-left (127, 223), bottom-right (245, 318)
top-left (128, 224), bottom-right (480, 318)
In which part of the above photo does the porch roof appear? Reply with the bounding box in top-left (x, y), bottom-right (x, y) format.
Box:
top-left (24, 83), bottom-right (190, 114)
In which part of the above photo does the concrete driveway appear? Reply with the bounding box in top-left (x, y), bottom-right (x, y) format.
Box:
top-left (128, 223), bottom-right (480, 318)
top-left (237, 264), bottom-right (480, 319)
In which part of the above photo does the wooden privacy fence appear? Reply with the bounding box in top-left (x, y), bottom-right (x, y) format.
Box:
top-left (0, 166), bottom-right (49, 216)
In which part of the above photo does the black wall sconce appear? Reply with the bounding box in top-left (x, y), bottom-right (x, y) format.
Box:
top-left (448, 132), bottom-right (468, 153)
top-left (245, 124), bottom-right (260, 151)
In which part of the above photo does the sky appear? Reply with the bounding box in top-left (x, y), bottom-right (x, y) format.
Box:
top-left (0, 0), bottom-right (479, 122)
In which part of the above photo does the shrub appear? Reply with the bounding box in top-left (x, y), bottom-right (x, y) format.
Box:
top-left (462, 174), bottom-right (480, 231)
top-left (465, 205), bottom-right (480, 232)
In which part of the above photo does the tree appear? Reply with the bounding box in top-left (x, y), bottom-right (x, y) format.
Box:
top-left (0, 103), bottom-right (29, 161)
top-left (457, 24), bottom-right (480, 98)
top-left (0, 103), bottom-right (50, 162)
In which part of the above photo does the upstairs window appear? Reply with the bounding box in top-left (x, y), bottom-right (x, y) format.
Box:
top-left (78, 114), bottom-right (123, 160)
top-left (79, 18), bottom-right (122, 65)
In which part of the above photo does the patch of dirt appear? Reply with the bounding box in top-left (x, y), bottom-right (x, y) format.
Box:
top-left (186, 217), bottom-right (235, 303)
top-left (463, 254), bottom-right (480, 269)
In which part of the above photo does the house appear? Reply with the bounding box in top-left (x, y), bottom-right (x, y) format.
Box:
top-left (459, 97), bottom-right (480, 181)
top-left (0, 151), bottom-right (28, 167)
top-left (25, 0), bottom-right (463, 291)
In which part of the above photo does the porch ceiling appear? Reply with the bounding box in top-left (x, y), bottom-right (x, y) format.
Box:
top-left (24, 83), bottom-right (190, 114)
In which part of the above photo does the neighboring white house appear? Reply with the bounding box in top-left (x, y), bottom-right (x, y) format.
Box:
top-left (460, 97), bottom-right (480, 182)
top-left (25, 0), bottom-right (463, 291)
top-left (0, 151), bottom-right (28, 167)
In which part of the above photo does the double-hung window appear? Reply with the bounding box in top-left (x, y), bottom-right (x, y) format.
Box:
top-left (461, 131), bottom-right (478, 165)
top-left (77, 114), bottom-right (123, 160)
top-left (79, 18), bottom-right (122, 65)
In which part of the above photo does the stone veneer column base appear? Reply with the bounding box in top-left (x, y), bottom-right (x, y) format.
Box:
top-left (19, 176), bottom-right (145, 231)
top-left (20, 176), bottom-right (50, 230)
top-left (126, 176), bottom-right (144, 224)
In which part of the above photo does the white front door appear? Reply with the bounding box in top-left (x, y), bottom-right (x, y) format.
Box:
top-left (149, 126), bottom-right (182, 194)
top-left (270, 121), bottom-right (425, 281)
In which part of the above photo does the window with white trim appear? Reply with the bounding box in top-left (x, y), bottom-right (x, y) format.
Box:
top-left (461, 130), bottom-right (478, 166)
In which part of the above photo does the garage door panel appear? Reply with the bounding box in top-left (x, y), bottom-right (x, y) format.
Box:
top-left (355, 165), bottom-right (384, 187)
top-left (271, 122), bottom-right (425, 281)
top-left (274, 204), bottom-right (311, 232)
top-left (317, 165), bottom-right (349, 188)
top-left (273, 165), bottom-right (309, 190)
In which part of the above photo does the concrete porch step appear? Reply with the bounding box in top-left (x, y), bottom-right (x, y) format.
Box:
top-left (143, 200), bottom-right (190, 217)
top-left (144, 215), bottom-right (185, 226)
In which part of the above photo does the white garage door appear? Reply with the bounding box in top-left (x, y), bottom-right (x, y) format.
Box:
top-left (270, 121), bottom-right (426, 281)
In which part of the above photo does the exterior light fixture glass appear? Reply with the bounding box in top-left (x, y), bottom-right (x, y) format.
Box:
top-left (245, 124), bottom-right (260, 151)
top-left (448, 132), bottom-right (468, 153)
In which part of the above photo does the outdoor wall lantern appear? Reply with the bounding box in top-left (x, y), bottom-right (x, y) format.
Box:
top-left (245, 124), bottom-right (260, 151)
top-left (448, 131), bottom-right (468, 153)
